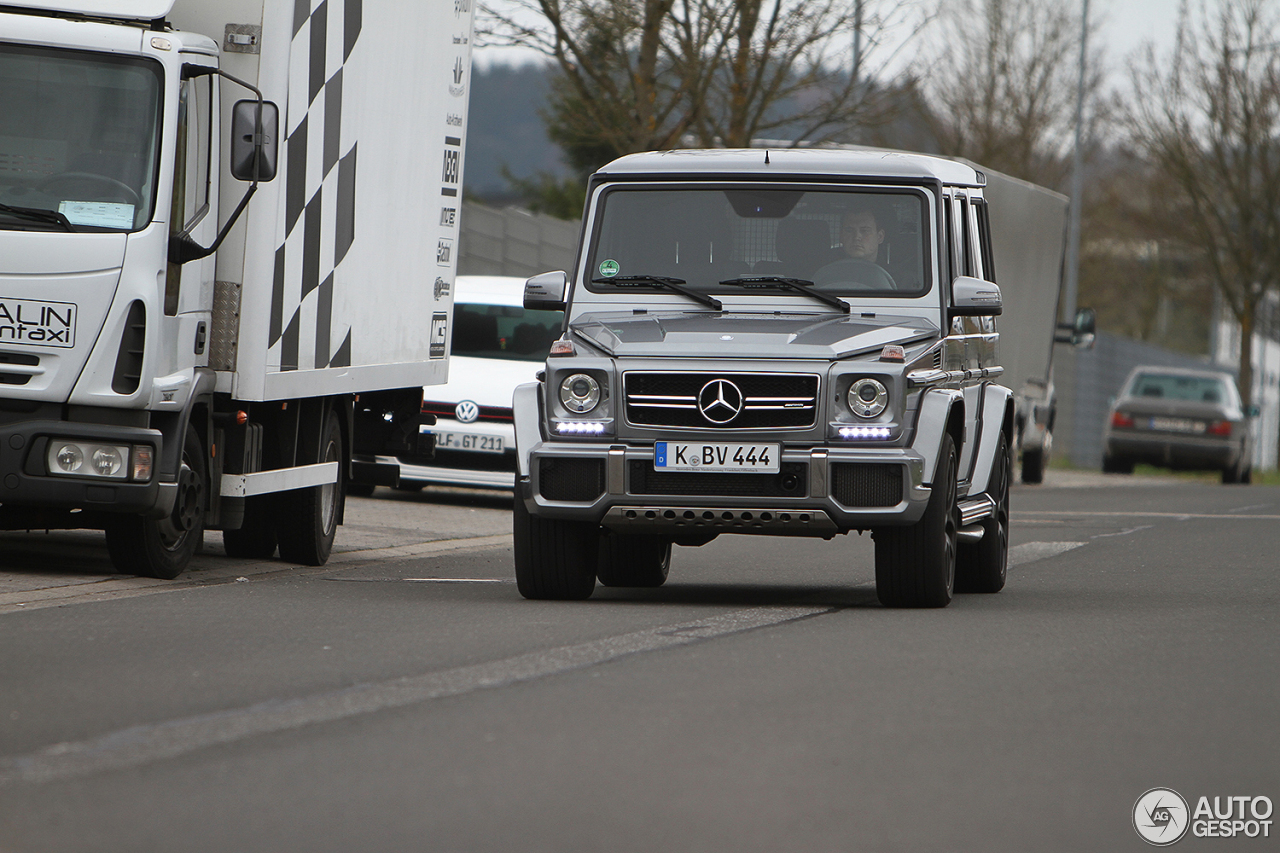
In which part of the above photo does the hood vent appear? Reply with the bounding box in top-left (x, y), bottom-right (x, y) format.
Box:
top-left (0, 351), bottom-right (39, 386)
top-left (111, 301), bottom-right (146, 394)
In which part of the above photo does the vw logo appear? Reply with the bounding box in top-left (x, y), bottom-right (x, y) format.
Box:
top-left (454, 400), bottom-right (480, 423)
top-left (698, 379), bottom-right (744, 424)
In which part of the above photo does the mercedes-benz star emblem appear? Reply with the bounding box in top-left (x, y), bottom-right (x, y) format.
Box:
top-left (455, 400), bottom-right (480, 423)
top-left (698, 379), bottom-right (744, 424)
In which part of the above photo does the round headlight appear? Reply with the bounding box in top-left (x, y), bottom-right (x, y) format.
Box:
top-left (92, 447), bottom-right (123, 476)
top-left (560, 373), bottom-right (601, 414)
top-left (848, 378), bottom-right (888, 418)
top-left (55, 444), bottom-right (84, 473)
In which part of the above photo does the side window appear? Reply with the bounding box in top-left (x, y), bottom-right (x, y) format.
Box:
top-left (974, 199), bottom-right (996, 282)
top-left (957, 196), bottom-right (974, 277)
top-left (165, 75), bottom-right (212, 314)
top-left (942, 192), bottom-right (956, 284)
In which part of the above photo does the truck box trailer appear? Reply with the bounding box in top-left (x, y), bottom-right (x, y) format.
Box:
top-left (0, 0), bottom-right (474, 576)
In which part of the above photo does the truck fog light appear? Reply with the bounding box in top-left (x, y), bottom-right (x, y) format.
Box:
top-left (92, 447), bottom-right (123, 476)
top-left (560, 373), bottom-right (601, 413)
top-left (132, 446), bottom-right (154, 481)
top-left (55, 444), bottom-right (85, 473)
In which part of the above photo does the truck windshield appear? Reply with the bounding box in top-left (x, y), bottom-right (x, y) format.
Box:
top-left (0, 44), bottom-right (163, 232)
top-left (586, 185), bottom-right (930, 298)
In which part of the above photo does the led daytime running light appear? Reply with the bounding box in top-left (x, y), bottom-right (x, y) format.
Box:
top-left (555, 421), bottom-right (607, 435)
top-left (839, 426), bottom-right (893, 440)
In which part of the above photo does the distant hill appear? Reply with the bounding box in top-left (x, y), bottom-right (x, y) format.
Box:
top-left (463, 62), bottom-right (569, 203)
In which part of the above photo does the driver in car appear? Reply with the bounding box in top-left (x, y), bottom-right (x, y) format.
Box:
top-left (838, 208), bottom-right (885, 265)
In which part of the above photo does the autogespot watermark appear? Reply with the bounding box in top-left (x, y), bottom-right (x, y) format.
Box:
top-left (1133, 788), bottom-right (1274, 845)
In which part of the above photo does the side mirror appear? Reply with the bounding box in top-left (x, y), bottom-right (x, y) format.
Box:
top-left (230, 100), bottom-right (279, 182)
top-left (950, 276), bottom-right (1002, 316)
top-left (524, 270), bottom-right (568, 311)
top-left (1056, 307), bottom-right (1096, 348)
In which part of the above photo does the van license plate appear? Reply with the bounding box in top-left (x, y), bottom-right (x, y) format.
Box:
top-left (654, 442), bottom-right (780, 473)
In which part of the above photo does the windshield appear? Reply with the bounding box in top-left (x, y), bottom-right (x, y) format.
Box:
top-left (1128, 373), bottom-right (1232, 404)
top-left (452, 302), bottom-right (565, 362)
top-left (585, 185), bottom-right (930, 298)
top-left (0, 44), bottom-right (163, 232)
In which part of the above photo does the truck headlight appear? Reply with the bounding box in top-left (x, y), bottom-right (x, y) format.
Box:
top-left (560, 373), bottom-right (601, 414)
top-left (848, 378), bottom-right (888, 418)
top-left (47, 440), bottom-right (149, 481)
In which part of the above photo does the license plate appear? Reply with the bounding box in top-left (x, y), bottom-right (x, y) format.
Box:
top-left (1148, 417), bottom-right (1204, 434)
top-left (654, 441), bottom-right (780, 473)
top-left (433, 431), bottom-right (505, 453)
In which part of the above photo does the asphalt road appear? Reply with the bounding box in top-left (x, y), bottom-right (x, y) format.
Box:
top-left (0, 473), bottom-right (1277, 852)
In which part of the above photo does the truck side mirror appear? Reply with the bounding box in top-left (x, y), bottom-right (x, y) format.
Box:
top-left (1056, 307), bottom-right (1096, 348)
top-left (950, 276), bottom-right (1002, 316)
top-left (524, 271), bottom-right (568, 311)
top-left (230, 100), bottom-right (279, 182)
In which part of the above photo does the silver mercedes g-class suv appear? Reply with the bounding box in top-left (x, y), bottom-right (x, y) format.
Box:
top-left (512, 148), bottom-right (1017, 607)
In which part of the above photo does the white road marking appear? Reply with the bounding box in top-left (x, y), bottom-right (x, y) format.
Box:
top-left (402, 578), bottom-right (513, 583)
top-left (0, 604), bottom-right (833, 786)
top-left (1091, 525), bottom-right (1155, 539)
top-left (1009, 541), bottom-right (1085, 566)
top-left (1015, 510), bottom-right (1280, 520)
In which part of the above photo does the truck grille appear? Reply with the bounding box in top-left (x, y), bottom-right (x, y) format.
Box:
top-left (0, 352), bottom-right (39, 386)
top-left (630, 460), bottom-right (807, 498)
top-left (830, 463), bottom-right (904, 507)
top-left (624, 372), bottom-right (819, 430)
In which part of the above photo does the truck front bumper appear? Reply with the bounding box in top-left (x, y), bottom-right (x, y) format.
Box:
top-left (520, 439), bottom-right (930, 536)
top-left (0, 419), bottom-right (168, 518)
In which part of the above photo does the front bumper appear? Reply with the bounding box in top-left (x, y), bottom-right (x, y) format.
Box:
top-left (520, 439), bottom-right (929, 536)
top-left (0, 419), bottom-right (167, 516)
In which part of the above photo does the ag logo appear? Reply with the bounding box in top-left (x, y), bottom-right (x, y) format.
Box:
top-left (698, 378), bottom-right (743, 424)
top-left (598, 259), bottom-right (620, 277)
top-left (1134, 788), bottom-right (1190, 846)
top-left (454, 400), bottom-right (479, 423)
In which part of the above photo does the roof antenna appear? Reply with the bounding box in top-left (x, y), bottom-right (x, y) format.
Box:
top-left (764, 150), bottom-right (771, 165)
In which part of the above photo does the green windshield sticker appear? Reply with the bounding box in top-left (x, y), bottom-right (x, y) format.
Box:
top-left (599, 259), bottom-right (620, 277)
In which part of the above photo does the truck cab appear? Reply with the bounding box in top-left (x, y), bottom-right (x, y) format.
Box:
top-left (513, 148), bottom-right (1018, 607)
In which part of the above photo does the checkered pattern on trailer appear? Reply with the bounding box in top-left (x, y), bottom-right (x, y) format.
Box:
top-left (268, 0), bottom-right (362, 372)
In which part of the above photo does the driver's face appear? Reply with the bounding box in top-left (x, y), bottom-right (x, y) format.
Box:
top-left (841, 212), bottom-right (884, 262)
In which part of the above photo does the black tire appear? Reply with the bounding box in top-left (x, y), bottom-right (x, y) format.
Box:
top-left (1021, 445), bottom-right (1045, 483)
top-left (874, 431), bottom-right (958, 608)
top-left (106, 424), bottom-right (206, 579)
top-left (956, 432), bottom-right (1009, 594)
top-left (346, 481), bottom-right (376, 497)
top-left (597, 533), bottom-right (671, 588)
top-left (222, 495), bottom-right (278, 559)
top-left (1102, 454), bottom-right (1134, 474)
top-left (513, 495), bottom-right (598, 600)
top-left (276, 410), bottom-right (344, 566)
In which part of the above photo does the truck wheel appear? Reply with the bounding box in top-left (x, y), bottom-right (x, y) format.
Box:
top-left (874, 432), bottom-right (957, 608)
top-left (513, 496), bottom-right (598, 600)
top-left (597, 533), bottom-right (671, 588)
top-left (346, 482), bottom-right (376, 497)
top-left (106, 424), bottom-right (206, 579)
top-left (276, 410), bottom-right (343, 566)
top-left (1020, 445), bottom-right (1045, 484)
top-left (956, 432), bottom-right (1009, 593)
top-left (222, 495), bottom-right (278, 559)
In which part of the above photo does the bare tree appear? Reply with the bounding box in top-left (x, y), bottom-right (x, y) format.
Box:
top-left (1125, 0), bottom-right (1280, 452)
top-left (479, 0), bottom-right (929, 160)
top-left (918, 0), bottom-right (1104, 187)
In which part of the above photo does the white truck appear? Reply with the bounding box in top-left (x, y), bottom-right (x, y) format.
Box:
top-left (977, 165), bottom-right (1094, 483)
top-left (0, 0), bottom-right (474, 577)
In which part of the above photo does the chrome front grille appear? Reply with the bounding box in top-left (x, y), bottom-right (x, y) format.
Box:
top-left (624, 371), bottom-right (819, 430)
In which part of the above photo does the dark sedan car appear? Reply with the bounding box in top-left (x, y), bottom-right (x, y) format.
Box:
top-left (1102, 366), bottom-right (1256, 483)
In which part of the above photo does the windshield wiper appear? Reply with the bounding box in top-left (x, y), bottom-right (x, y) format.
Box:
top-left (0, 202), bottom-right (76, 232)
top-left (718, 276), bottom-right (850, 314)
top-left (591, 274), bottom-right (723, 310)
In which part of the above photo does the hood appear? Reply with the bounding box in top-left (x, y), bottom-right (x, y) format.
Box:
top-left (570, 312), bottom-right (939, 360)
